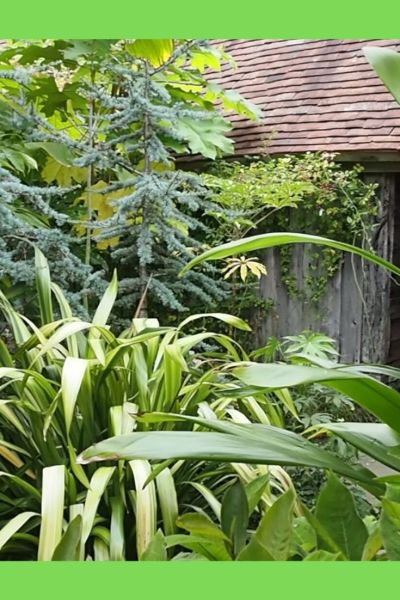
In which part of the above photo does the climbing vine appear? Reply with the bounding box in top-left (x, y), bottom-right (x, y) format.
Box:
top-left (204, 152), bottom-right (378, 308)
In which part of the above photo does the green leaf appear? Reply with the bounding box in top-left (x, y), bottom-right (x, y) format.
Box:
top-left (0, 512), bottom-right (38, 552)
top-left (78, 415), bottom-right (379, 490)
top-left (81, 467), bottom-right (115, 546)
top-left (179, 312), bottom-right (251, 332)
top-left (363, 46), bottom-right (400, 104)
top-left (304, 550), bottom-right (341, 561)
top-left (165, 533), bottom-right (231, 560)
top-left (218, 88), bottom-right (262, 121)
top-left (362, 521), bottom-right (383, 561)
top-left (292, 516), bottom-right (317, 554)
top-left (380, 485), bottom-right (400, 559)
top-left (237, 488), bottom-right (295, 561)
top-left (163, 343), bottom-right (185, 410)
top-left (35, 247), bottom-right (54, 325)
top-left (315, 473), bottom-right (368, 560)
top-left (233, 363), bottom-right (400, 434)
top-left (221, 479), bottom-right (249, 556)
top-left (175, 116), bottom-right (233, 159)
top-left (187, 482), bottom-right (221, 520)
top-left (42, 156), bottom-right (86, 186)
top-left (156, 468), bottom-right (179, 537)
top-left (176, 513), bottom-right (228, 542)
top-left (180, 232), bottom-right (400, 279)
top-left (127, 40), bottom-right (174, 67)
top-left (38, 465), bottom-right (65, 561)
top-left (29, 142), bottom-right (75, 166)
top-left (110, 496), bottom-right (125, 561)
top-left (63, 40), bottom-right (114, 61)
top-left (301, 502), bottom-right (345, 557)
top-left (52, 516), bottom-right (82, 561)
top-left (141, 529), bottom-right (167, 561)
top-left (245, 474), bottom-right (270, 514)
top-left (92, 270), bottom-right (118, 327)
top-left (318, 422), bottom-right (400, 472)
top-left (130, 460), bottom-right (157, 559)
top-left (61, 357), bottom-right (89, 435)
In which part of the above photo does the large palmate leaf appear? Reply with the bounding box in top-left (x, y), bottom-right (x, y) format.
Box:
top-left (180, 232), bottom-right (400, 278)
top-left (175, 116), bottom-right (233, 159)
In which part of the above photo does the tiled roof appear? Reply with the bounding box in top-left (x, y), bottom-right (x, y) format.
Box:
top-left (210, 39), bottom-right (400, 156)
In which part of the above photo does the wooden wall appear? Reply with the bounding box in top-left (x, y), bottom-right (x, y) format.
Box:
top-left (388, 174), bottom-right (400, 365)
top-left (257, 173), bottom-right (397, 364)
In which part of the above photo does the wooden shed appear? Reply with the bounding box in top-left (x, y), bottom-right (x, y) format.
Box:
top-left (210, 39), bottom-right (400, 364)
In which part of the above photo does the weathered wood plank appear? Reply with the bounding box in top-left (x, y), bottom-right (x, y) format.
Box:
top-left (257, 172), bottom-right (397, 364)
top-left (362, 174), bottom-right (395, 363)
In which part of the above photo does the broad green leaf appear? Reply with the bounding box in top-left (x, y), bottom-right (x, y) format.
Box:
top-left (50, 283), bottom-right (79, 356)
top-left (61, 357), bottom-right (89, 434)
top-left (78, 416), bottom-right (378, 490)
top-left (318, 422), bottom-right (400, 472)
top-left (163, 344), bottom-right (184, 410)
top-left (156, 468), bottom-right (179, 537)
top-left (292, 516), bottom-right (317, 554)
top-left (141, 529), bottom-right (167, 561)
top-left (127, 39), bottom-right (174, 67)
top-left (165, 533), bottom-right (231, 561)
top-left (42, 156), bottom-right (86, 186)
top-left (63, 39), bottom-right (114, 60)
top-left (93, 537), bottom-right (110, 561)
top-left (52, 515), bottom-right (82, 561)
top-left (30, 142), bottom-right (75, 166)
top-left (363, 46), bottom-right (400, 104)
top-left (188, 482), bottom-right (222, 520)
top-left (179, 312), bottom-right (251, 332)
top-left (233, 363), bottom-right (400, 434)
top-left (362, 522), bottom-right (383, 561)
top-left (221, 479), bottom-right (249, 556)
top-left (245, 474), bottom-right (270, 514)
top-left (81, 467), bottom-right (116, 545)
top-left (69, 504), bottom-right (84, 560)
top-left (31, 321), bottom-right (113, 365)
top-left (92, 270), bottom-right (118, 327)
top-left (301, 502), bottom-right (345, 557)
top-left (175, 116), bottom-right (233, 159)
top-left (35, 247), bottom-right (54, 325)
top-left (110, 496), bottom-right (125, 561)
top-left (0, 512), bottom-right (38, 552)
top-left (380, 485), bottom-right (400, 560)
top-left (0, 471), bottom-right (41, 501)
top-left (315, 473), bottom-right (368, 560)
top-left (130, 460), bottom-right (157, 559)
top-left (38, 465), bottom-right (65, 561)
top-left (237, 488), bottom-right (295, 561)
top-left (176, 513), bottom-right (228, 542)
top-left (304, 550), bottom-right (341, 561)
top-left (180, 232), bottom-right (400, 278)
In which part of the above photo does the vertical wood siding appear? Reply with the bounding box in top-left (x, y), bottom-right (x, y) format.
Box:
top-left (258, 173), bottom-right (396, 364)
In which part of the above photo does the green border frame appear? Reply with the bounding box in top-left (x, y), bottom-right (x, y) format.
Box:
top-left (1, 0), bottom-right (400, 37)
top-left (1, 562), bottom-right (398, 599)
top-left (2, 1), bottom-right (400, 596)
